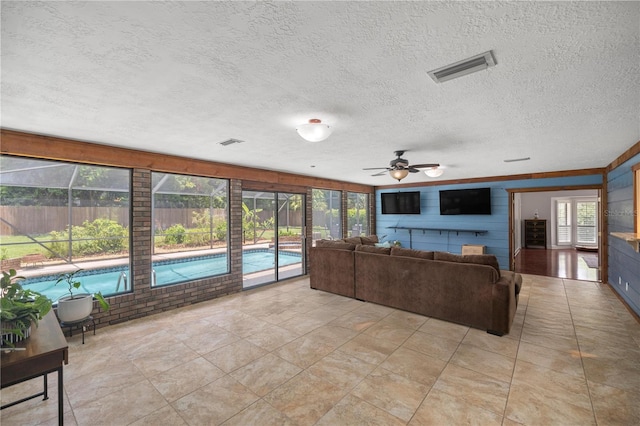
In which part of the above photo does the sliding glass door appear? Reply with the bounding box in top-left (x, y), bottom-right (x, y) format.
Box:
top-left (277, 193), bottom-right (304, 280)
top-left (242, 190), bottom-right (305, 288)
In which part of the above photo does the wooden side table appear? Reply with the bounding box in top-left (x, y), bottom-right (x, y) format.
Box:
top-left (1, 311), bottom-right (68, 425)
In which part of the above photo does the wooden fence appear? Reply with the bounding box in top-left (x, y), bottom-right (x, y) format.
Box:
top-left (0, 206), bottom-right (301, 235)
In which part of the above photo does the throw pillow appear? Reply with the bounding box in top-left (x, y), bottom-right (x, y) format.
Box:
top-left (390, 247), bottom-right (434, 260)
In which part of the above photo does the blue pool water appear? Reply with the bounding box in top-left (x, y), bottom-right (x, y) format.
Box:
top-left (22, 249), bottom-right (301, 301)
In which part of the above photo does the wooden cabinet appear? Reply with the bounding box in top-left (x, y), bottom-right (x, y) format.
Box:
top-left (524, 219), bottom-right (547, 249)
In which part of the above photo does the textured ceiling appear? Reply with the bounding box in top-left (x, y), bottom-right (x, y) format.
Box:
top-left (1, 1), bottom-right (639, 186)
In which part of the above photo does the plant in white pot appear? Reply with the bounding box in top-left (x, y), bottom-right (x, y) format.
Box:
top-left (55, 269), bottom-right (110, 323)
top-left (1, 269), bottom-right (53, 346)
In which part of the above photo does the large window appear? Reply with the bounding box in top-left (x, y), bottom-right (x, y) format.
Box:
top-left (556, 200), bottom-right (571, 245)
top-left (554, 197), bottom-right (597, 247)
top-left (576, 201), bottom-right (597, 245)
top-left (0, 156), bottom-right (131, 300)
top-left (151, 172), bottom-right (228, 286)
top-left (347, 192), bottom-right (370, 237)
top-left (312, 189), bottom-right (342, 244)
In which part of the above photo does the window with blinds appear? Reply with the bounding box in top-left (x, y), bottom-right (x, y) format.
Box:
top-left (557, 200), bottom-right (571, 244)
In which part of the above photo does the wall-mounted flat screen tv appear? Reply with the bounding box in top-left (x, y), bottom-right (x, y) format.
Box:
top-left (381, 191), bottom-right (421, 215)
top-left (439, 188), bottom-right (491, 215)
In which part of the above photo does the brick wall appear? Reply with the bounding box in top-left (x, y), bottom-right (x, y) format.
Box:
top-left (85, 174), bottom-right (372, 329)
top-left (91, 173), bottom-right (243, 328)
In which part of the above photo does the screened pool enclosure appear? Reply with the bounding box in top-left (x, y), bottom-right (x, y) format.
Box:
top-left (0, 157), bottom-right (287, 300)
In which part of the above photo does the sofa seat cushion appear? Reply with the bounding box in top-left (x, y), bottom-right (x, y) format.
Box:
top-left (434, 252), bottom-right (501, 276)
top-left (390, 247), bottom-right (434, 260)
top-left (316, 240), bottom-right (356, 250)
top-left (356, 244), bottom-right (391, 255)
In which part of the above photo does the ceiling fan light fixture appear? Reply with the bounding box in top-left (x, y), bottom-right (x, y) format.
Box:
top-left (425, 167), bottom-right (444, 178)
top-left (389, 168), bottom-right (409, 181)
top-left (296, 118), bottom-right (332, 142)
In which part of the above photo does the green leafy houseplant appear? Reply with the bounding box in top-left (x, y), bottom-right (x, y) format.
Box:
top-left (1, 269), bottom-right (53, 346)
top-left (55, 269), bottom-right (110, 313)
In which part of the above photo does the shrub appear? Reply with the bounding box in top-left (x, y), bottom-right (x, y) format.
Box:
top-left (213, 217), bottom-right (227, 241)
top-left (184, 228), bottom-right (209, 246)
top-left (164, 224), bottom-right (186, 245)
top-left (47, 219), bottom-right (128, 257)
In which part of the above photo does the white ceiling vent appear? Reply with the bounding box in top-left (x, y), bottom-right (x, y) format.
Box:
top-left (219, 138), bottom-right (245, 146)
top-left (428, 51), bottom-right (496, 83)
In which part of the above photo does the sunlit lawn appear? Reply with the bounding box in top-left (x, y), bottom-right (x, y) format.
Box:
top-left (0, 235), bottom-right (53, 259)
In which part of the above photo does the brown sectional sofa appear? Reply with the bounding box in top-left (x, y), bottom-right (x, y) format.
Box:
top-left (310, 237), bottom-right (522, 336)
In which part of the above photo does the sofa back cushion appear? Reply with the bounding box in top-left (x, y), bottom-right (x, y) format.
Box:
top-left (390, 247), bottom-right (435, 260)
top-left (343, 237), bottom-right (362, 245)
top-left (434, 251), bottom-right (500, 276)
top-left (315, 240), bottom-right (356, 250)
top-left (355, 244), bottom-right (391, 255)
top-left (360, 235), bottom-right (379, 246)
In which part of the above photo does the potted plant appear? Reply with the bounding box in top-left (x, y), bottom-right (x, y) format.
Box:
top-left (1, 269), bottom-right (53, 346)
top-left (55, 269), bottom-right (110, 323)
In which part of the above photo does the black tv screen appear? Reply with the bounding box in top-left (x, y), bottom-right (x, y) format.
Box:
top-left (381, 192), bottom-right (421, 214)
top-left (439, 188), bottom-right (491, 215)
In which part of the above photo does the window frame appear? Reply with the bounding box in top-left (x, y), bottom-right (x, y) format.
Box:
top-left (633, 163), bottom-right (640, 234)
top-left (150, 171), bottom-right (230, 287)
top-left (347, 191), bottom-right (370, 237)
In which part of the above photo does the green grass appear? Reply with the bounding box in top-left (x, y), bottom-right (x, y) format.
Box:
top-left (0, 235), bottom-right (53, 259)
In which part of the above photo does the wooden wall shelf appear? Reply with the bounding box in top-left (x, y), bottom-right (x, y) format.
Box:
top-left (387, 226), bottom-right (487, 249)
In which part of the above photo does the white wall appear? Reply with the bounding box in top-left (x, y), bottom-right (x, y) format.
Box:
top-left (519, 189), bottom-right (598, 249)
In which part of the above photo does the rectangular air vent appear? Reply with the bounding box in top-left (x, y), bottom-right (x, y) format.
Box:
top-left (219, 138), bottom-right (245, 146)
top-left (428, 51), bottom-right (496, 83)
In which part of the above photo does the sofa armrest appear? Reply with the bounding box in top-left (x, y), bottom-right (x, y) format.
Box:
top-left (490, 275), bottom-right (517, 335)
top-left (310, 247), bottom-right (355, 298)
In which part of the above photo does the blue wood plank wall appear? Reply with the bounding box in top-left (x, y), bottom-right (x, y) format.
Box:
top-left (607, 153), bottom-right (640, 316)
top-left (376, 174), bottom-right (602, 271)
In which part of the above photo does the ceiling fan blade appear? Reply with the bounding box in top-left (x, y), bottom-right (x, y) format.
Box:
top-left (409, 163), bottom-right (440, 169)
top-left (371, 171), bottom-right (387, 177)
top-left (362, 167), bottom-right (389, 170)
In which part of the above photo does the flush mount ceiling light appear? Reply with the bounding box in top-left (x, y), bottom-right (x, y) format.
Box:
top-left (296, 119), bottom-right (332, 142)
top-left (389, 168), bottom-right (409, 181)
top-left (425, 166), bottom-right (444, 178)
top-left (428, 50), bottom-right (497, 83)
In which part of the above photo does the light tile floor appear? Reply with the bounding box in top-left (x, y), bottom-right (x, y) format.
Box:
top-left (2, 274), bottom-right (639, 425)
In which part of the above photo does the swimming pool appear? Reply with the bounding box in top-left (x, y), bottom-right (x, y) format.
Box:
top-left (22, 249), bottom-right (302, 301)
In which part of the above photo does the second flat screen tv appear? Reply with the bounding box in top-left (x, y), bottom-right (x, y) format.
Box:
top-left (381, 191), bottom-right (421, 214)
top-left (439, 188), bottom-right (491, 215)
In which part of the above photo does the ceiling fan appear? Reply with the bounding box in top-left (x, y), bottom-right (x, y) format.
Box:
top-left (364, 150), bottom-right (440, 181)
